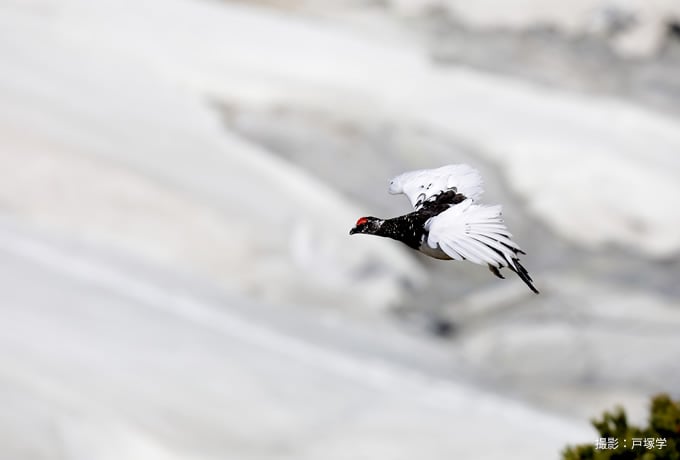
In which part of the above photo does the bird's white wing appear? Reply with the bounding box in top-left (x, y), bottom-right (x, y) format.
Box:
top-left (388, 164), bottom-right (484, 210)
top-left (425, 199), bottom-right (523, 269)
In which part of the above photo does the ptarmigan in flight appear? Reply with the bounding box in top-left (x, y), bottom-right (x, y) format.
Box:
top-left (349, 164), bottom-right (539, 294)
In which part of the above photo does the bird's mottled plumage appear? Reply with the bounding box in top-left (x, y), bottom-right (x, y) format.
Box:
top-left (350, 164), bottom-right (538, 294)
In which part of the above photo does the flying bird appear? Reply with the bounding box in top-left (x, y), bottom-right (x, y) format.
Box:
top-left (349, 164), bottom-right (539, 293)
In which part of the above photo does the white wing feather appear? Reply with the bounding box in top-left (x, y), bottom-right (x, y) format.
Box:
top-left (425, 199), bottom-right (522, 269)
top-left (389, 164), bottom-right (484, 210)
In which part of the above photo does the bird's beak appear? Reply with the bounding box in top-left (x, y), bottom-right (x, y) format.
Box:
top-left (349, 227), bottom-right (357, 235)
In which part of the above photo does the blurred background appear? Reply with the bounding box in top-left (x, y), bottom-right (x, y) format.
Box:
top-left (1, 0), bottom-right (680, 458)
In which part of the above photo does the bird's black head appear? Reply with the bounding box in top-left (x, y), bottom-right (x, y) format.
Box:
top-left (349, 216), bottom-right (383, 235)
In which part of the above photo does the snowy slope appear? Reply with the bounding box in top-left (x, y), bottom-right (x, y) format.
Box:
top-left (0, 224), bottom-right (592, 460)
top-left (394, 0), bottom-right (680, 55)
top-left (5, 0), bottom-right (675, 258)
top-left (0, 0), bottom-right (427, 311)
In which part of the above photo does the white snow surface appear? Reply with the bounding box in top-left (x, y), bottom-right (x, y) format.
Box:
top-left (1, 0), bottom-right (679, 265)
top-left (3, 0), bottom-right (675, 258)
top-left (0, 0), bottom-right (432, 311)
top-left (0, 223), bottom-right (593, 460)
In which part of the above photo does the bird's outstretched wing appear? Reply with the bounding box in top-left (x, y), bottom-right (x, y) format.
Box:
top-left (388, 164), bottom-right (484, 210)
top-left (425, 199), bottom-right (524, 269)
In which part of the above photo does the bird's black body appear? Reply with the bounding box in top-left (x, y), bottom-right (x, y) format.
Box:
top-left (369, 190), bottom-right (466, 249)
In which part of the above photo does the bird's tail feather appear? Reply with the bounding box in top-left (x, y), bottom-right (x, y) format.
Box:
top-left (510, 259), bottom-right (539, 294)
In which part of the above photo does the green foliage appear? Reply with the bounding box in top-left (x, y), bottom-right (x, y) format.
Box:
top-left (563, 394), bottom-right (680, 460)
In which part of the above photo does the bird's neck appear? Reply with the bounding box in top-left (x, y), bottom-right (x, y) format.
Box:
top-left (374, 213), bottom-right (428, 250)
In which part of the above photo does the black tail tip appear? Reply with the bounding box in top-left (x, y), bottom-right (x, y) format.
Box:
top-left (512, 259), bottom-right (539, 294)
